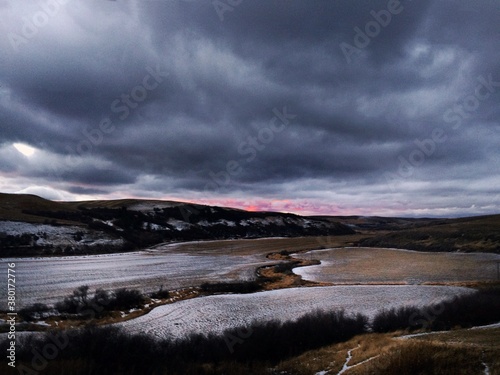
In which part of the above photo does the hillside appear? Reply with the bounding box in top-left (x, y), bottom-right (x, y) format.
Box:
top-left (0, 193), bottom-right (354, 256)
top-left (360, 214), bottom-right (500, 253)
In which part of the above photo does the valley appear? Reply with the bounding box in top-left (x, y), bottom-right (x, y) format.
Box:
top-left (1, 194), bottom-right (499, 374)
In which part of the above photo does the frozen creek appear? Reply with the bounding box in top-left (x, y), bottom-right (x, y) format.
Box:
top-left (0, 241), bottom-right (274, 309)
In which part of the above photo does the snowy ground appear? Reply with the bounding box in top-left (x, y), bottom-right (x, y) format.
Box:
top-left (0, 241), bottom-right (275, 309)
top-left (118, 285), bottom-right (473, 340)
top-left (0, 220), bottom-right (123, 248)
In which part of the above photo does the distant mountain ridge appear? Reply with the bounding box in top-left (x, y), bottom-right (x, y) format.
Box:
top-left (0, 193), bottom-right (354, 256)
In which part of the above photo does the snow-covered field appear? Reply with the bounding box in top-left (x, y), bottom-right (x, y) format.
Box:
top-left (294, 247), bottom-right (500, 284)
top-left (118, 285), bottom-right (474, 340)
top-left (0, 241), bottom-right (275, 309)
top-left (0, 220), bottom-right (123, 247)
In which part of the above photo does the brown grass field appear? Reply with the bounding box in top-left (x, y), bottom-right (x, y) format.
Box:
top-left (274, 326), bottom-right (500, 375)
top-left (150, 234), bottom-right (370, 256)
top-left (295, 247), bottom-right (500, 285)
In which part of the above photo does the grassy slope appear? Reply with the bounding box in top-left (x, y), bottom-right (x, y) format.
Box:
top-left (0, 193), bottom-right (182, 223)
top-left (0, 193), bottom-right (80, 223)
top-left (275, 327), bottom-right (500, 375)
top-left (360, 214), bottom-right (500, 253)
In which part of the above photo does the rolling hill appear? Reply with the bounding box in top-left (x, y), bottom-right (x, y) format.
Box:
top-left (359, 214), bottom-right (500, 253)
top-left (0, 193), bottom-right (354, 256)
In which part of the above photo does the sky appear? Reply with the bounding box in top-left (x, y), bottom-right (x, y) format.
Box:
top-left (0, 0), bottom-right (499, 217)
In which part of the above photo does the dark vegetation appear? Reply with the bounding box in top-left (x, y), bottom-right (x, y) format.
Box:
top-left (200, 281), bottom-right (261, 294)
top-left (5, 310), bottom-right (367, 375)
top-left (18, 286), bottom-right (149, 321)
top-left (372, 287), bottom-right (500, 333)
top-left (17, 282), bottom-right (261, 323)
top-left (7, 285), bottom-right (499, 374)
top-left (360, 214), bottom-right (500, 253)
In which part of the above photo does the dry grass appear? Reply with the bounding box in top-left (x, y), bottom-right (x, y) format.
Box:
top-left (275, 326), bottom-right (500, 375)
top-left (275, 333), bottom-right (401, 375)
top-left (409, 326), bottom-right (500, 353)
top-left (297, 247), bottom-right (500, 284)
top-left (0, 192), bottom-right (80, 224)
top-left (361, 214), bottom-right (500, 253)
top-left (407, 328), bottom-right (500, 374)
top-left (161, 234), bottom-right (368, 257)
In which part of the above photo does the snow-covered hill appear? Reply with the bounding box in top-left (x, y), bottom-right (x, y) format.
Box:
top-left (0, 193), bottom-right (354, 256)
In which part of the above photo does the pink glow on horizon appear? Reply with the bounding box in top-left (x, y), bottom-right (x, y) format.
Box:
top-left (44, 189), bottom-right (418, 217)
top-left (180, 197), bottom-right (354, 216)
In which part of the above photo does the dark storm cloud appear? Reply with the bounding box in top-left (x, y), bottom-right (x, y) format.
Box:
top-left (66, 185), bottom-right (109, 196)
top-left (0, 0), bottom-right (498, 216)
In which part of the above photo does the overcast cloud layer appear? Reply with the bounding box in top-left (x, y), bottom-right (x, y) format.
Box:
top-left (0, 0), bottom-right (499, 217)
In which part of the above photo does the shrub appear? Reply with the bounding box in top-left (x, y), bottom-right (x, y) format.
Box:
top-left (53, 286), bottom-right (146, 317)
top-left (7, 309), bottom-right (369, 374)
top-left (150, 286), bottom-right (170, 299)
top-left (371, 287), bottom-right (500, 333)
top-left (18, 303), bottom-right (51, 322)
top-left (55, 285), bottom-right (90, 314)
top-left (428, 287), bottom-right (500, 330)
top-left (200, 281), bottom-right (261, 294)
top-left (372, 306), bottom-right (423, 333)
top-left (109, 288), bottom-right (145, 310)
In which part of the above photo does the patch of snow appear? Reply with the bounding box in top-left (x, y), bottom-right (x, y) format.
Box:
top-left (198, 219), bottom-right (236, 227)
top-left (119, 285), bottom-right (473, 340)
top-left (103, 220), bottom-right (123, 232)
top-left (337, 345), bottom-right (360, 375)
top-left (167, 219), bottom-right (192, 231)
top-left (217, 219), bottom-right (236, 227)
top-left (263, 216), bottom-right (286, 226)
top-left (469, 322), bottom-right (500, 330)
top-left (142, 222), bottom-right (169, 231)
top-left (335, 346), bottom-right (379, 375)
top-left (482, 361), bottom-right (490, 375)
top-left (0, 220), bottom-right (123, 248)
top-left (399, 331), bottom-right (436, 339)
